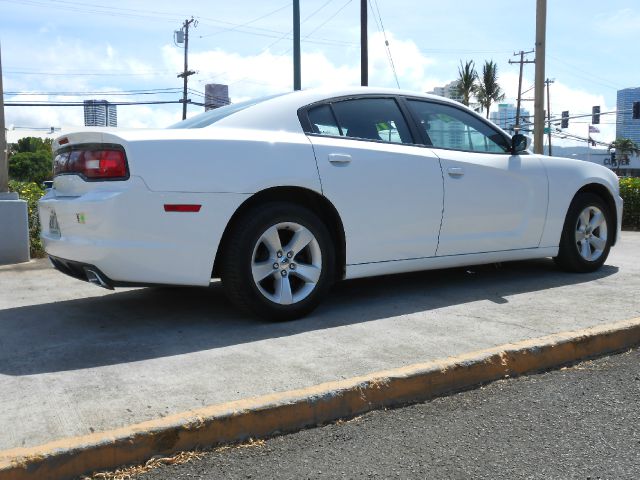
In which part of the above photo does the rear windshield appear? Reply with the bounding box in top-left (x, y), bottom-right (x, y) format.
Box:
top-left (167, 94), bottom-right (283, 129)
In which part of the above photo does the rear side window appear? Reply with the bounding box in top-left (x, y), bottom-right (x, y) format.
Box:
top-left (308, 105), bottom-right (341, 136)
top-left (306, 98), bottom-right (413, 144)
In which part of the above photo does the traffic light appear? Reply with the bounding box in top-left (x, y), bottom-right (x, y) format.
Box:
top-left (592, 105), bottom-right (600, 124)
top-left (561, 111), bottom-right (569, 128)
top-left (633, 101), bottom-right (640, 120)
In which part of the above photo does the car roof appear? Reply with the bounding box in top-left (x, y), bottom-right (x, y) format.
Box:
top-left (212, 86), bottom-right (468, 133)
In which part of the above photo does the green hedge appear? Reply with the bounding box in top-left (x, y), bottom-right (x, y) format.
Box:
top-left (620, 177), bottom-right (640, 230)
top-left (8, 180), bottom-right (46, 258)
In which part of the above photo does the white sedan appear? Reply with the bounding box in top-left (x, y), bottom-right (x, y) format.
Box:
top-left (39, 87), bottom-right (622, 320)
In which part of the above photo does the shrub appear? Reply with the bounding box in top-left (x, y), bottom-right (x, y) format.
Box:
top-left (620, 177), bottom-right (640, 230)
top-left (8, 180), bottom-right (47, 258)
top-left (9, 150), bottom-right (53, 185)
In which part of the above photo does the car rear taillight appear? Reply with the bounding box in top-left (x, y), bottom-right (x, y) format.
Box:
top-left (53, 146), bottom-right (128, 180)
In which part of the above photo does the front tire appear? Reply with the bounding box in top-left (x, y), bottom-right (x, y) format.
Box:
top-left (220, 202), bottom-right (335, 321)
top-left (554, 192), bottom-right (612, 273)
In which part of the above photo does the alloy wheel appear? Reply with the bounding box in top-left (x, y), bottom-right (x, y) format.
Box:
top-left (574, 205), bottom-right (608, 262)
top-left (251, 222), bottom-right (322, 305)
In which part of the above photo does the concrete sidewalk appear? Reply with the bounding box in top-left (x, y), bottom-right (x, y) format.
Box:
top-left (0, 233), bottom-right (638, 473)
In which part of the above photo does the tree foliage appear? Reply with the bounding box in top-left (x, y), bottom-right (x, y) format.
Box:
top-left (476, 60), bottom-right (505, 118)
top-left (9, 151), bottom-right (53, 184)
top-left (13, 136), bottom-right (53, 155)
top-left (8, 137), bottom-right (53, 184)
top-left (609, 137), bottom-right (640, 163)
top-left (454, 60), bottom-right (478, 106)
top-left (609, 137), bottom-right (640, 175)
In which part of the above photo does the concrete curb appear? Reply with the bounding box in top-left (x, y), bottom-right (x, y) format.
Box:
top-left (2, 317), bottom-right (640, 480)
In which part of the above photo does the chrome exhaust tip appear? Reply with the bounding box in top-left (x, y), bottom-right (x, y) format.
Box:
top-left (85, 268), bottom-right (114, 290)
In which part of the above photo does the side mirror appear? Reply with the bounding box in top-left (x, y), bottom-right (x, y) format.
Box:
top-left (511, 134), bottom-right (528, 154)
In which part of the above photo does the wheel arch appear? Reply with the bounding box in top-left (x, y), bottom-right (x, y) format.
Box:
top-left (573, 182), bottom-right (618, 245)
top-left (212, 186), bottom-right (347, 280)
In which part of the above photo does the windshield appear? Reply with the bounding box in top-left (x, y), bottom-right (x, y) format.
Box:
top-left (167, 94), bottom-right (284, 129)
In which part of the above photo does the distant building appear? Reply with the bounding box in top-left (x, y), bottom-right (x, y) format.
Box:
top-left (489, 103), bottom-right (530, 133)
top-left (616, 87), bottom-right (640, 145)
top-left (428, 81), bottom-right (463, 103)
top-left (83, 100), bottom-right (117, 127)
top-left (204, 84), bottom-right (230, 111)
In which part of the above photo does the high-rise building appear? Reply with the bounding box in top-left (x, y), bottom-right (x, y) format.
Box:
top-left (83, 100), bottom-right (117, 127)
top-left (204, 84), bottom-right (230, 111)
top-left (428, 81), bottom-right (463, 103)
top-left (616, 87), bottom-right (640, 144)
top-left (489, 103), bottom-right (530, 133)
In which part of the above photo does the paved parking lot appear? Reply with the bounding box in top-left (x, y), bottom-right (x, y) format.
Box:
top-left (0, 233), bottom-right (638, 452)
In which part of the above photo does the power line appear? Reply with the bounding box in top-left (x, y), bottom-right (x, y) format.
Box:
top-left (202, 0), bottom-right (352, 89)
top-left (198, 3), bottom-right (290, 39)
top-left (2, 0), bottom-right (356, 48)
top-left (301, 0), bottom-right (353, 42)
top-left (4, 100), bottom-right (187, 106)
top-left (5, 88), bottom-right (182, 96)
top-left (0, 0), bottom-right (180, 22)
top-left (4, 69), bottom-right (174, 77)
top-left (547, 54), bottom-right (622, 90)
top-left (369, 0), bottom-right (400, 88)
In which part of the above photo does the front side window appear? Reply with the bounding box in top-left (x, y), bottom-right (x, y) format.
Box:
top-left (306, 98), bottom-right (414, 145)
top-left (407, 100), bottom-right (509, 153)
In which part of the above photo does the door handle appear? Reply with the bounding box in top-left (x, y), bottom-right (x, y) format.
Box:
top-left (447, 167), bottom-right (464, 177)
top-left (328, 153), bottom-right (352, 164)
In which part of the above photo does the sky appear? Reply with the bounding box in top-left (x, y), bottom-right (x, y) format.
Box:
top-left (1, 0), bottom-right (639, 147)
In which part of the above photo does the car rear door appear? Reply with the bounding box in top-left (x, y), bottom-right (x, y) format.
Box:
top-left (301, 96), bottom-right (445, 265)
top-left (404, 98), bottom-right (548, 256)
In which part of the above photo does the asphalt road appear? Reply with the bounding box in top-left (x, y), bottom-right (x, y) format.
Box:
top-left (140, 348), bottom-right (640, 480)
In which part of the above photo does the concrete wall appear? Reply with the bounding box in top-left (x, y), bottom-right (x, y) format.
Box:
top-left (0, 193), bottom-right (30, 264)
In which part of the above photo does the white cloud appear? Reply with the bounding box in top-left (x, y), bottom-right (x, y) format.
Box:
top-left (596, 8), bottom-right (640, 36)
top-left (4, 29), bottom-right (618, 147)
top-left (162, 31), bottom-right (441, 101)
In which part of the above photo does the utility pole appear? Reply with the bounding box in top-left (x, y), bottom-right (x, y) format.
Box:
top-left (293, 0), bottom-right (301, 90)
top-left (0, 43), bottom-right (7, 193)
top-left (508, 49), bottom-right (534, 133)
top-left (360, 0), bottom-right (368, 86)
top-left (545, 78), bottom-right (554, 156)
top-left (533, 0), bottom-right (547, 153)
top-left (176, 17), bottom-right (196, 120)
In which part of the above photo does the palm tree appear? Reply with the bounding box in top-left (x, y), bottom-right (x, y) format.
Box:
top-left (608, 137), bottom-right (640, 175)
top-left (455, 60), bottom-right (477, 106)
top-left (476, 60), bottom-right (505, 118)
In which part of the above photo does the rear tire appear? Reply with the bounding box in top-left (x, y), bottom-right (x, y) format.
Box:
top-left (554, 192), bottom-right (612, 273)
top-left (220, 202), bottom-right (335, 321)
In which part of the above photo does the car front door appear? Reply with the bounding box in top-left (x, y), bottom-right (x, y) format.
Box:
top-left (405, 99), bottom-right (548, 257)
top-left (302, 97), bottom-right (444, 265)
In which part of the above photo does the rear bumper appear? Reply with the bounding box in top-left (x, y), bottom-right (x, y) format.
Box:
top-left (48, 256), bottom-right (115, 289)
top-left (38, 177), bottom-right (249, 287)
top-left (48, 255), bottom-right (178, 289)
